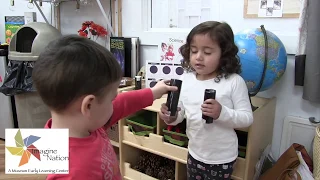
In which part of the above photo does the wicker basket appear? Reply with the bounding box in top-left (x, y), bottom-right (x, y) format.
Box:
top-left (107, 122), bottom-right (119, 143)
top-left (314, 126), bottom-right (320, 178)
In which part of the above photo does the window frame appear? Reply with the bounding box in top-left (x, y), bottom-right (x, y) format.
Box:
top-left (137, 0), bottom-right (196, 46)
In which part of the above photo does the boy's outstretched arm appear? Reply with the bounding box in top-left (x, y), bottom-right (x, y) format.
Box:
top-left (104, 80), bottom-right (178, 128)
top-left (106, 88), bottom-right (154, 128)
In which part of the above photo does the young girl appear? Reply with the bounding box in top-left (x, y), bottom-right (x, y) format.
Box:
top-left (160, 21), bottom-right (253, 180)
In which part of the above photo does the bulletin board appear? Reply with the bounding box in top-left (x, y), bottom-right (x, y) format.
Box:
top-left (244, 0), bottom-right (301, 18)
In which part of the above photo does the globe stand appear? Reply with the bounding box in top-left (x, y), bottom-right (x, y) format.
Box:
top-left (249, 96), bottom-right (259, 112)
top-left (249, 25), bottom-right (269, 112)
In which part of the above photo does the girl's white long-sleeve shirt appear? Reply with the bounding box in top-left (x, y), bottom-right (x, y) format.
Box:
top-left (166, 72), bottom-right (253, 164)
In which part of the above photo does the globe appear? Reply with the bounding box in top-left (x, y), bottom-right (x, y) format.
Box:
top-left (234, 27), bottom-right (287, 94)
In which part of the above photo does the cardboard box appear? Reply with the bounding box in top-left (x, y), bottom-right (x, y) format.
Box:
top-left (5, 16), bottom-right (24, 44)
top-left (24, 12), bottom-right (37, 24)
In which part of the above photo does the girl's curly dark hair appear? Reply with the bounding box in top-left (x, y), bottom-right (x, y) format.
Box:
top-left (180, 21), bottom-right (241, 82)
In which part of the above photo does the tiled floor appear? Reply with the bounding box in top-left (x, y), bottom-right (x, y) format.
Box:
top-left (0, 140), bottom-right (47, 180)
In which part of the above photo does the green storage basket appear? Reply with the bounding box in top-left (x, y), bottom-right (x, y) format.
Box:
top-left (126, 111), bottom-right (157, 136)
top-left (163, 129), bottom-right (188, 147)
top-left (238, 145), bottom-right (246, 158)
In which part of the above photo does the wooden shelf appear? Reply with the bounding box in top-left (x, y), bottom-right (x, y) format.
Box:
top-left (123, 163), bottom-right (157, 180)
top-left (110, 140), bottom-right (120, 147)
top-left (233, 157), bottom-right (246, 180)
top-left (122, 126), bottom-right (188, 164)
top-left (115, 90), bottom-right (276, 180)
top-left (118, 85), bottom-right (135, 93)
top-left (143, 98), bottom-right (166, 112)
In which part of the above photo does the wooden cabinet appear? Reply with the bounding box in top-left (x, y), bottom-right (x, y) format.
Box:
top-left (111, 90), bottom-right (276, 180)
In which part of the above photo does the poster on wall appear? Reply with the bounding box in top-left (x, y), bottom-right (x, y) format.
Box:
top-left (145, 37), bottom-right (185, 88)
top-left (258, 0), bottom-right (283, 17)
top-left (110, 37), bottom-right (125, 76)
top-left (5, 16), bottom-right (24, 44)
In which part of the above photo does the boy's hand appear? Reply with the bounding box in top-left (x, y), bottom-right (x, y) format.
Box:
top-left (151, 80), bottom-right (178, 100)
top-left (159, 103), bottom-right (180, 124)
top-left (201, 99), bottom-right (222, 120)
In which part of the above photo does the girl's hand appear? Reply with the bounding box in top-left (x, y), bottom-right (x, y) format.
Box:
top-left (159, 103), bottom-right (180, 124)
top-left (201, 99), bottom-right (222, 120)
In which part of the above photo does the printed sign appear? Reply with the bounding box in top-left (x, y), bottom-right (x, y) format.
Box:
top-left (145, 37), bottom-right (185, 88)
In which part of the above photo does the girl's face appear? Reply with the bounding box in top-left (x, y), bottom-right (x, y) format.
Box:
top-left (189, 34), bottom-right (221, 79)
top-left (162, 44), bottom-right (167, 51)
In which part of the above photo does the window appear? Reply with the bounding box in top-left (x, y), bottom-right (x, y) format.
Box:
top-left (123, 0), bottom-right (218, 45)
top-left (151, 0), bottom-right (213, 29)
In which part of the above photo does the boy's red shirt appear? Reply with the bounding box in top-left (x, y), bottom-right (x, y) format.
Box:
top-left (44, 88), bottom-right (154, 180)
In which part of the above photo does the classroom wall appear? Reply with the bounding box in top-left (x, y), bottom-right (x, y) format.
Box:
top-left (1, 0), bottom-right (319, 160)
top-left (59, 0), bottom-right (112, 48)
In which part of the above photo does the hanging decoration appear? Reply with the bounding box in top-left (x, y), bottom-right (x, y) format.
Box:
top-left (78, 21), bottom-right (108, 41)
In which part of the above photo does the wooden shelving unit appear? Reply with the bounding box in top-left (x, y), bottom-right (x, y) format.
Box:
top-left (112, 89), bottom-right (276, 180)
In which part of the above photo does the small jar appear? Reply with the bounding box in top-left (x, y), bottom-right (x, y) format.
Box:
top-left (135, 76), bottom-right (142, 90)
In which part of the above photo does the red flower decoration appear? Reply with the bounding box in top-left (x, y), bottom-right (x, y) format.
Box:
top-left (78, 21), bottom-right (108, 41)
top-left (78, 31), bottom-right (87, 37)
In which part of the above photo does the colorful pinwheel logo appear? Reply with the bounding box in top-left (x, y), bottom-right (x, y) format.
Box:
top-left (6, 130), bottom-right (41, 167)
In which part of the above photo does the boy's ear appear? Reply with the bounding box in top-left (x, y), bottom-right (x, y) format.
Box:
top-left (81, 95), bottom-right (96, 118)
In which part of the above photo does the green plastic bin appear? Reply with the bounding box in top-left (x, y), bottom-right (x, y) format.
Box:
top-left (126, 111), bottom-right (157, 136)
top-left (238, 145), bottom-right (247, 158)
top-left (163, 129), bottom-right (189, 147)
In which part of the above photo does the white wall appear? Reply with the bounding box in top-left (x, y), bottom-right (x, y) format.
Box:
top-left (59, 0), bottom-right (112, 48)
top-left (121, 0), bottom-right (320, 159)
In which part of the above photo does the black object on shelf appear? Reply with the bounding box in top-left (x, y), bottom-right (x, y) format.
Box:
top-left (0, 45), bottom-right (8, 56)
top-left (202, 89), bottom-right (216, 124)
top-left (110, 37), bottom-right (140, 78)
top-left (135, 76), bottom-right (142, 90)
top-left (166, 79), bottom-right (182, 117)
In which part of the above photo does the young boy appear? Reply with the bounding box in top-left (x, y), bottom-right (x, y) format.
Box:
top-left (32, 35), bottom-right (177, 180)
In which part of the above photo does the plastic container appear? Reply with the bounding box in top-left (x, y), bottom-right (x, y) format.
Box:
top-left (163, 129), bottom-right (188, 147)
top-left (126, 111), bottom-right (157, 136)
top-left (238, 145), bottom-right (247, 158)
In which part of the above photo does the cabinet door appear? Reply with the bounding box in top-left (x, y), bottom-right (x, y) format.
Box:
top-left (280, 116), bottom-right (317, 156)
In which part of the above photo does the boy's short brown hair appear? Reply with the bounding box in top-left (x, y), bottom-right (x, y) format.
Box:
top-left (32, 35), bottom-right (122, 113)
